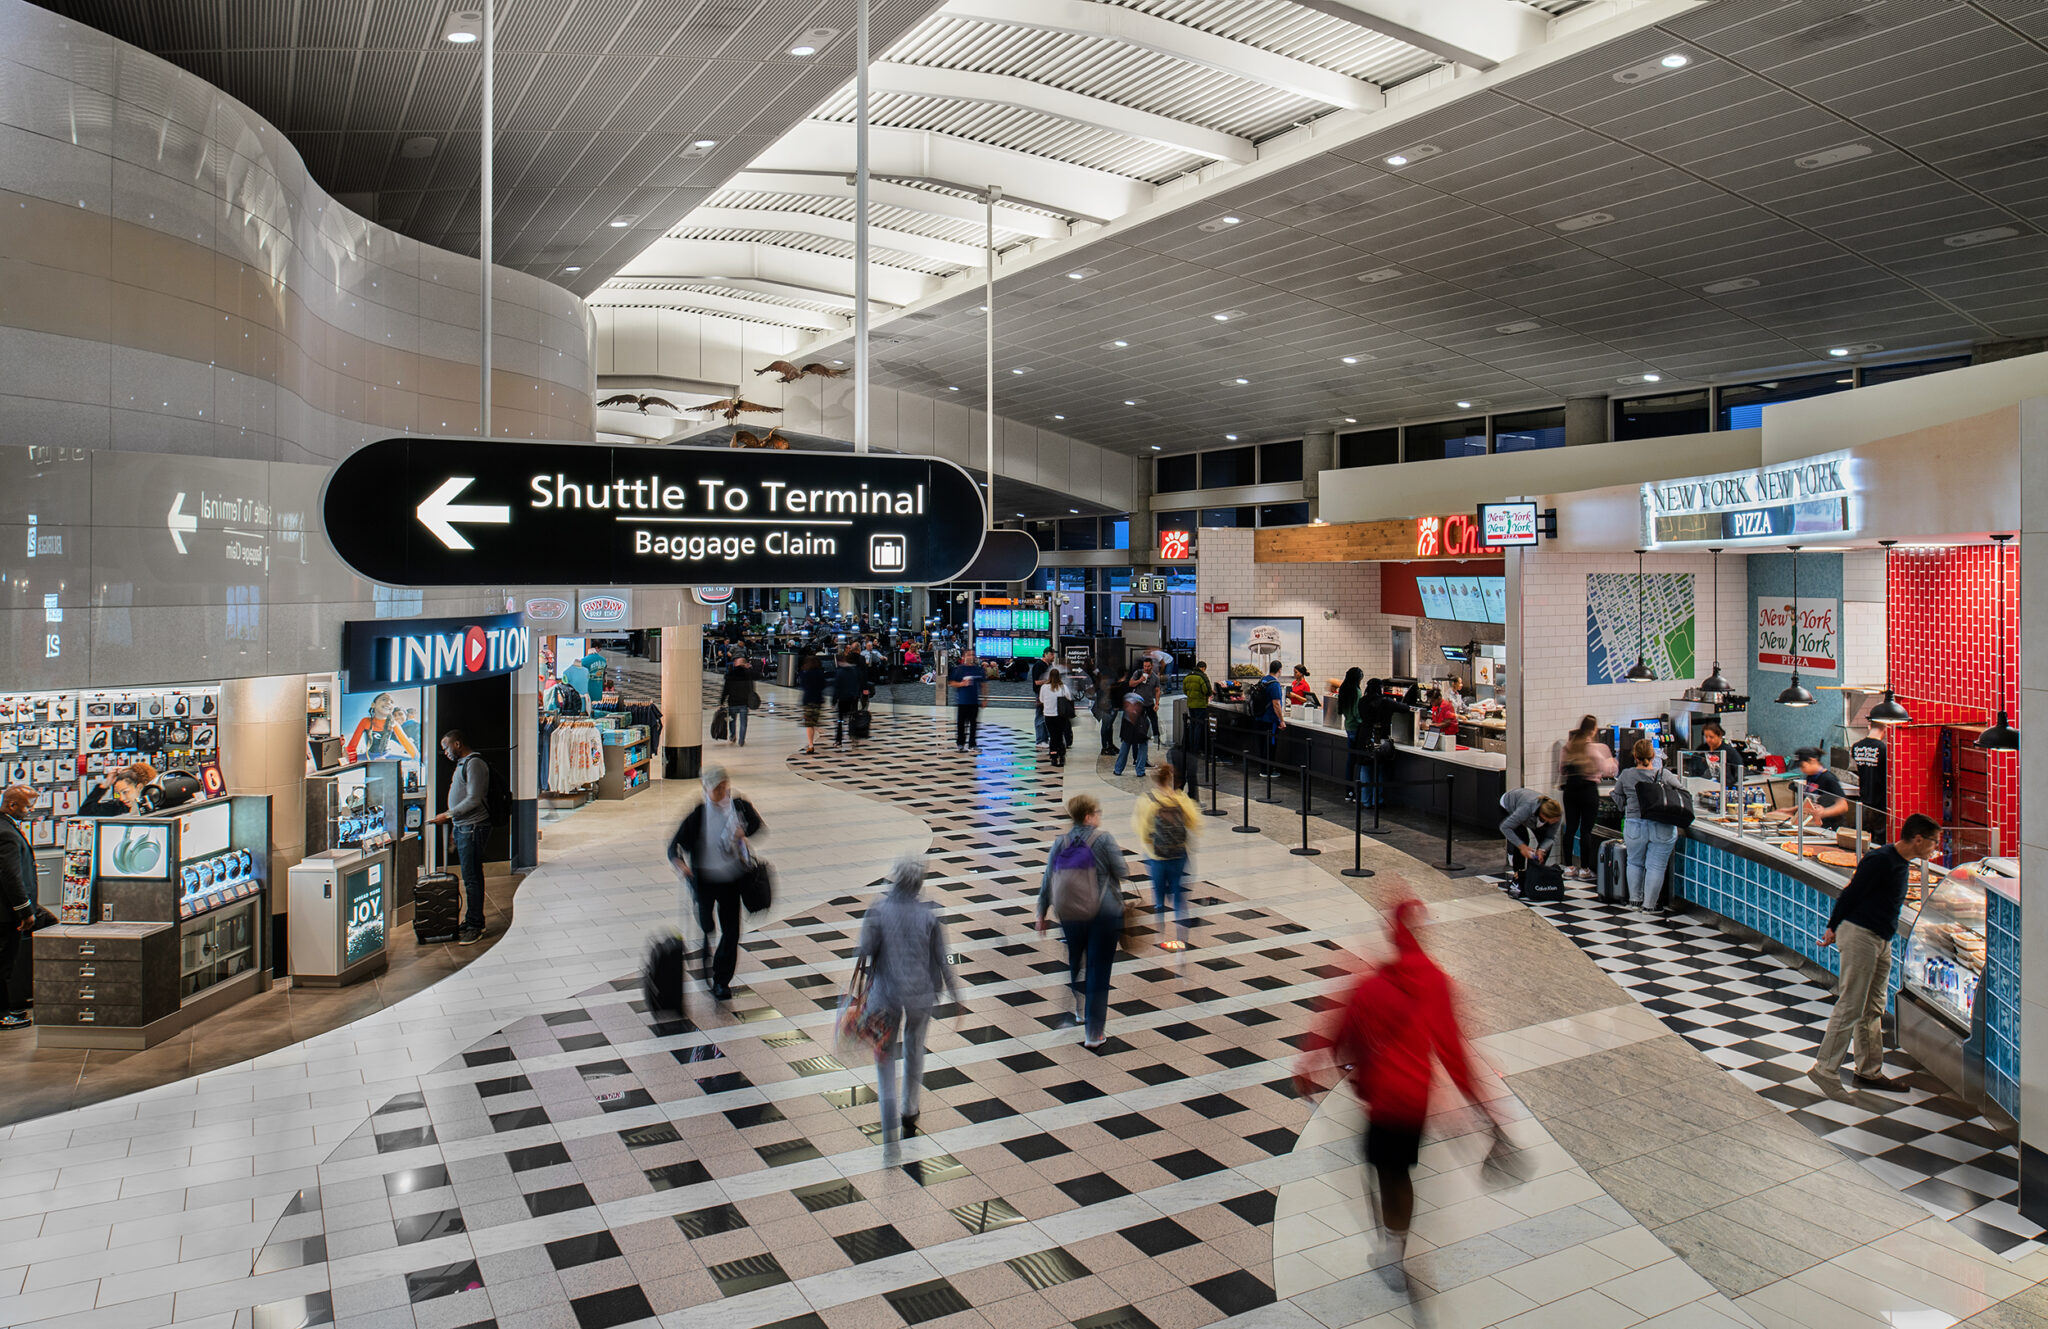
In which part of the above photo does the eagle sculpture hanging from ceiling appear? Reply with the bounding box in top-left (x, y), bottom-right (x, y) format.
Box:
top-left (595, 393), bottom-right (680, 414)
top-left (753, 359), bottom-right (850, 382)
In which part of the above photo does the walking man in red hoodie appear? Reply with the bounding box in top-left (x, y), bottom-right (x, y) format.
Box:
top-left (1297, 898), bottom-right (1509, 1294)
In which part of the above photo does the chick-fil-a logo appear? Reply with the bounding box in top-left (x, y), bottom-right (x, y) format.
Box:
top-left (1415, 514), bottom-right (1491, 558)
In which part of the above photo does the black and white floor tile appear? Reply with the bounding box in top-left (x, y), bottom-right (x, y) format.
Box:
top-left (1501, 877), bottom-right (2045, 1259)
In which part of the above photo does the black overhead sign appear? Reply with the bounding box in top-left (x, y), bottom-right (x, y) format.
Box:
top-left (323, 437), bottom-right (987, 588)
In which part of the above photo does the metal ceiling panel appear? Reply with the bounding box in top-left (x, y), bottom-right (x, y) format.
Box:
top-left (47, 0), bottom-right (954, 291)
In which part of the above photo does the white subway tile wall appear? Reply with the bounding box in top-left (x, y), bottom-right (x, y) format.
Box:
top-left (1192, 529), bottom-right (1403, 690)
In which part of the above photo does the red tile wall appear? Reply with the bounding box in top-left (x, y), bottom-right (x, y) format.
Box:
top-left (1886, 545), bottom-right (2021, 856)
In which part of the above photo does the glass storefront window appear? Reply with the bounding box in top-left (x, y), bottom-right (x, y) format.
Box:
top-left (1339, 428), bottom-right (1398, 468)
top-left (1718, 372), bottom-right (1850, 430)
top-left (1105, 517), bottom-right (1130, 550)
top-left (1860, 356), bottom-right (1970, 387)
top-left (1493, 407), bottom-right (1566, 453)
top-left (1259, 440), bottom-right (1303, 483)
top-left (1614, 390), bottom-right (1709, 440)
top-left (1157, 509), bottom-right (1195, 537)
top-left (1156, 453), bottom-right (1198, 492)
top-left (1202, 446), bottom-right (1256, 488)
top-left (1258, 502), bottom-right (1311, 527)
top-left (1405, 417), bottom-right (1486, 460)
top-left (1200, 506), bottom-right (1256, 527)
top-left (1025, 520), bottom-right (1055, 551)
top-left (1059, 519), bottom-right (1098, 551)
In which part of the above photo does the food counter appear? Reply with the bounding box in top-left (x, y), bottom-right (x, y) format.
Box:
top-left (1206, 699), bottom-right (1506, 833)
top-left (1669, 810), bottom-right (2020, 1116)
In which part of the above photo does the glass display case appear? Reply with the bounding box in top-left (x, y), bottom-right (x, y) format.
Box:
top-left (179, 899), bottom-right (257, 1001)
top-left (1904, 865), bottom-right (1994, 1031)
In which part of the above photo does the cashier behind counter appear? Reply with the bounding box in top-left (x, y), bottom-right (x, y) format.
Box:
top-left (1681, 723), bottom-right (1740, 787)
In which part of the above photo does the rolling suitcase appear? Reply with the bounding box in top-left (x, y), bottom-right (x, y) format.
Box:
top-left (848, 709), bottom-right (872, 740)
top-left (414, 826), bottom-right (461, 943)
top-left (1597, 839), bottom-right (1629, 903)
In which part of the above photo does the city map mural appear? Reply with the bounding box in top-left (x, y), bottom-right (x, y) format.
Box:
top-left (1586, 572), bottom-right (1695, 685)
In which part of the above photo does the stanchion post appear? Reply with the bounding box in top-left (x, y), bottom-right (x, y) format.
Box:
top-left (1291, 764), bottom-right (1320, 856)
top-left (1234, 750), bottom-right (1259, 833)
top-left (1343, 773), bottom-right (1375, 878)
top-left (1204, 736), bottom-right (1226, 817)
top-left (1442, 773), bottom-right (1466, 874)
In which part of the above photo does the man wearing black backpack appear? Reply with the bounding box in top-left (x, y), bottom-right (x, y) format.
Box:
top-left (431, 730), bottom-right (494, 945)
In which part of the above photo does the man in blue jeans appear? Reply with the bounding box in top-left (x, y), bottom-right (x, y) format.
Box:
top-left (431, 730), bottom-right (492, 944)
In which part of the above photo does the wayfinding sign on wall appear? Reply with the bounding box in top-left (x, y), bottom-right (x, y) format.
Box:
top-left (324, 437), bottom-right (988, 587)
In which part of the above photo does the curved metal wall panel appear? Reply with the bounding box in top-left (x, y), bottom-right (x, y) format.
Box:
top-left (0, 0), bottom-right (596, 463)
top-left (0, 2), bottom-right (598, 689)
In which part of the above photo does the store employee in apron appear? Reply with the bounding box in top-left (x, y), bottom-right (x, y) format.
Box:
top-left (1795, 747), bottom-right (1853, 829)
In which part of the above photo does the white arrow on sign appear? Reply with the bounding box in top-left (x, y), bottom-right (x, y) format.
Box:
top-left (168, 492), bottom-right (197, 555)
top-left (417, 477), bottom-right (511, 551)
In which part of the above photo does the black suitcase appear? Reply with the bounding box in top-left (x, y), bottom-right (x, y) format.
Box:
top-left (414, 827), bottom-right (462, 943)
top-left (848, 709), bottom-right (871, 740)
top-left (1520, 861), bottom-right (1565, 903)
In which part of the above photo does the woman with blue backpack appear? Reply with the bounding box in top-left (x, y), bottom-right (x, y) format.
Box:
top-left (1036, 794), bottom-right (1129, 1048)
top-left (1133, 764), bottom-right (1200, 952)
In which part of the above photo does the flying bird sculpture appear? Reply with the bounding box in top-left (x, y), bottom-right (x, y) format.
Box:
top-left (799, 362), bottom-right (849, 378)
top-left (754, 360), bottom-right (806, 383)
top-left (596, 393), bottom-right (681, 414)
top-left (696, 394), bottom-right (784, 424)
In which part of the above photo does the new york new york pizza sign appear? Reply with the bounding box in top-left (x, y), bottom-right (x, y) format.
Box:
top-left (323, 437), bottom-right (987, 587)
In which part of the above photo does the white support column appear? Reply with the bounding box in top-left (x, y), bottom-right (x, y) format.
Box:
top-left (662, 620), bottom-right (706, 780)
top-left (512, 648), bottom-right (538, 869)
top-left (2017, 402), bottom-right (2047, 1223)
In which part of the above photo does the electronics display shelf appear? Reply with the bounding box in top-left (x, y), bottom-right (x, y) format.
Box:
top-left (1, 687), bottom-right (219, 850)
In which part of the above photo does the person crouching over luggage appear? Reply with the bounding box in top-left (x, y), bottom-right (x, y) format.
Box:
top-left (1498, 788), bottom-right (1562, 895)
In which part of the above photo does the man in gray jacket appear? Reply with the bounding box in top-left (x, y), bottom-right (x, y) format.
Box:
top-left (430, 730), bottom-right (492, 944)
top-left (1499, 787), bottom-right (1562, 892)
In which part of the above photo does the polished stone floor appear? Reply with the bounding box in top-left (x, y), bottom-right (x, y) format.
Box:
top-left (2, 690), bottom-right (2047, 1329)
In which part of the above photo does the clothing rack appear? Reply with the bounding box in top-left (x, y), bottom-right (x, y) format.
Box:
top-left (595, 700), bottom-right (663, 752)
top-left (541, 716), bottom-right (605, 794)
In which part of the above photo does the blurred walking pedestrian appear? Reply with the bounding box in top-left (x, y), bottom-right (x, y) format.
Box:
top-left (1036, 795), bottom-right (1129, 1048)
top-left (856, 854), bottom-right (962, 1142)
top-left (667, 766), bottom-right (763, 1001)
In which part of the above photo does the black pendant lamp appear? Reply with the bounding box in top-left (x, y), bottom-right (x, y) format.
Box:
top-left (1626, 549), bottom-right (1655, 680)
top-left (1865, 542), bottom-right (1911, 725)
top-left (1700, 546), bottom-right (1732, 695)
top-left (1775, 544), bottom-right (1815, 707)
top-left (1977, 533), bottom-right (2020, 751)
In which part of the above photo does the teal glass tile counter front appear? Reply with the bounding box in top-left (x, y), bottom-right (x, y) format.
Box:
top-left (1669, 833), bottom-right (2021, 1117)
top-left (1670, 836), bottom-right (1905, 1000)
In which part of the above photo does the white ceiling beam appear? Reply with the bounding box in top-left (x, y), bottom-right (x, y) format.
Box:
top-left (724, 171), bottom-right (1070, 240)
top-left (942, 0), bottom-right (1384, 112)
top-left (676, 206), bottom-right (988, 269)
top-left (870, 62), bottom-right (1256, 165)
top-left (1280, 0), bottom-right (1547, 70)
top-left (588, 287), bottom-right (849, 330)
top-left (751, 121), bottom-right (1152, 223)
top-left (615, 238), bottom-right (941, 306)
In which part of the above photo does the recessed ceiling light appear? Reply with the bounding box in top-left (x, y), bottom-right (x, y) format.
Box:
top-left (692, 139), bottom-right (718, 149)
top-left (1233, 377), bottom-right (1249, 385)
top-left (1065, 268), bottom-right (1096, 280)
top-left (789, 43), bottom-right (815, 54)
top-left (1198, 214), bottom-right (1246, 232)
top-left (1357, 268), bottom-right (1403, 284)
top-left (1615, 53), bottom-right (1691, 83)
top-left (786, 27), bottom-right (835, 55)
top-left (441, 8), bottom-right (482, 42)
top-left (1011, 367), bottom-right (1029, 375)
top-left (1829, 348), bottom-right (1850, 357)
top-left (1945, 225), bottom-right (2020, 248)
top-left (609, 214), bottom-right (638, 228)
top-left (947, 385), bottom-right (960, 391)
top-left (1124, 400), bottom-right (1139, 406)
top-left (1112, 340), bottom-right (1128, 347)
top-left (1555, 211), bottom-right (1616, 233)
top-left (1455, 401), bottom-right (1473, 409)
top-left (1016, 512), bottom-right (1025, 517)
top-left (1660, 53), bottom-right (1690, 68)
top-left (1382, 144), bottom-right (1438, 168)
top-left (1343, 417), bottom-right (1358, 423)
top-left (1212, 310), bottom-right (1246, 322)
top-left (1494, 320), bottom-right (1542, 334)
top-left (1642, 373), bottom-right (1660, 382)
top-left (1150, 445), bottom-right (1161, 450)
top-left (400, 135), bottom-right (438, 158)
top-left (1052, 414), bottom-right (1065, 420)
top-left (1222, 215), bottom-right (1241, 224)
top-left (975, 304), bottom-right (989, 312)
top-left (1224, 433), bottom-right (1238, 440)
top-left (1836, 378), bottom-right (1853, 384)
top-left (1828, 342), bottom-right (1882, 357)
top-left (1795, 143), bottom-right (1871, 170)
top-left (1701, 277), bottom-right (1760, 294)
top-left (561, 265), bottom-right (581, 273)
top-left (832, 359), bottom-right (844, 365)
top-left (1385, 155), bottom-right (1408, 166)
top-left (1341, 356), bottom-right (1359, 365)
top-left (1069, 508), bottom-right (1080, 514)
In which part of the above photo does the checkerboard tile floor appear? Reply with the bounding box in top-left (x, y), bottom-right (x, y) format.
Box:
top-left (1506, 877), bottom-right (2045, 1260)
top-left (251, 710), bottom-right (1353, 1329)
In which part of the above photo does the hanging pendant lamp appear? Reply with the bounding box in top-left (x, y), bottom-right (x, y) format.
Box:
top-left (1626, 548), bottom-right (1655, 680)
top-left (1700, 546), bottom-right (1732, 695)
top-left (1977, 533), bottom-right (2020, 751)
top-left (1865, 542), bottom-right (1911, 725)
top-left (1775, 544), bottom-right (1815, 707)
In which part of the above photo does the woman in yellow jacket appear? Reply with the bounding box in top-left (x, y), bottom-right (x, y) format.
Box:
top-left (1132, 764), bottom-right (1202, 951)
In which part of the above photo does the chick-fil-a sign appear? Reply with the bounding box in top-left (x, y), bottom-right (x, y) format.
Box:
top-left (1415, 513), bottom-right (1493, 558)
top-left (1756, 597), bottom-right (1838, 674)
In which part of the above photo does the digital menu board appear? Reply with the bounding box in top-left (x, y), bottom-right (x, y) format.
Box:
top-left (1445, 576), bottom-right (1486, 622)
top-left (1414, 577), bottom-right (1454, 619)
top-left (1479, 576), bottom-right (1507, 624)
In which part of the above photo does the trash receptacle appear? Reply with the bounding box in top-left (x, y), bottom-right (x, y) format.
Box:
top-left (777, 653), bottom-right (798, 688)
